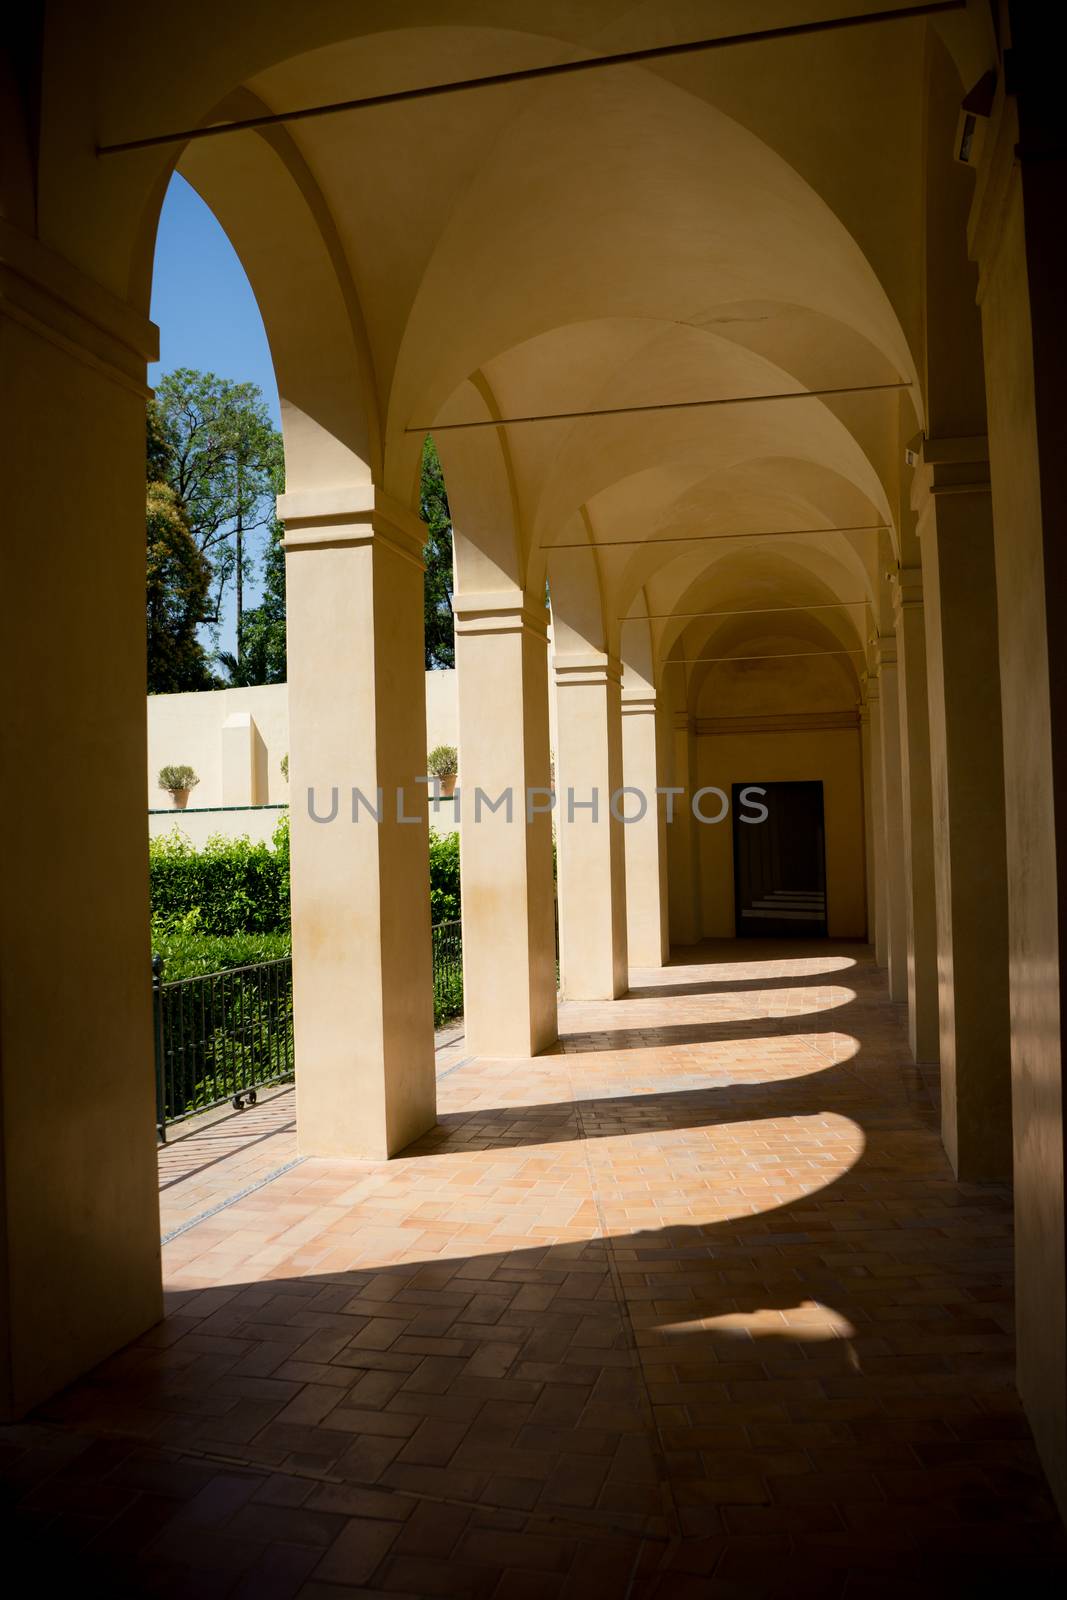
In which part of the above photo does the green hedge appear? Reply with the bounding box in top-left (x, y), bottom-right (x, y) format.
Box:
top-left (150, 817), bottom-right (290, 935)
top-left (154, 926), bottom-right (291, 980)
top-left (150, 818), bottom-right (461, 937)
top-left (429, 828), bottom-right (460, 922)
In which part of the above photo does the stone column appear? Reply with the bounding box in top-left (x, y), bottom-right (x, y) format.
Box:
top-left (914, 438), bottom-right (1011, 1178)
top-left (860, 698), bottom-right (875, 947)
top-left (621, 687), bottom-right (669, 967)
top-left (281, 485), bottom-right (436, 1159)
top-left (554, 652), bottom-right (628, 998)
top-left (968, 45), bottom-right (1067, 1512)
top-left (454, 592), bottom-right (557, 1057)
top-left (667, 711), bottom-right (702, 946)
top-left (892, 568), bottom-right (940, 1063)
top-left (875, 636), bottom-right (908, 1001)
top-left (864, 673), bottom-right (889, 965)
top-left (0, 228), bottom-right (162, 1417)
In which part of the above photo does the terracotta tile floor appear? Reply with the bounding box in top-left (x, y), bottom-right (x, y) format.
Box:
top-left (3, 941), bottom-right (1066, 1596)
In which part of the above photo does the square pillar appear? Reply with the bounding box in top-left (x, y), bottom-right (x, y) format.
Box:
top-left (554, 653), bottom-right (628, 998)
top-left (621, 688), bottom-right (669, 967)
top-left (968, 50), bottom-right (1067, 1512)
top-left (453, 592), bottom-right (557, 1057)
top-left (860, 698), bottom-right (875, 946)
top-left (875, 637), bottom-right (908, 1002)
top-left (0, 229), bottom-right (163, 1416)
top-left (281, 486), bottom-right (436, 1159)
top-left (914, 438), bottom-right (1011, 1178)
top-left (863, 674), bottom-right (889, 964)
top-left (221, 710), bottom-right (265, 806)
top-left (892, 569), bottom-right (940, 1063)
top-left (667, 711), bottom-right (702, 946)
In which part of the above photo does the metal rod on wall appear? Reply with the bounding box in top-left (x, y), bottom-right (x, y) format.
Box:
top-left (409, 381), bottom-right (909, 434)
top-left (626, 600), bottom-right (868, 621)
top-left (665, 648), bottom-right (866, 665)
top-left (97, 3), bottom-right (965, 156)
top-left (546, 523), bottom-right (887, 551)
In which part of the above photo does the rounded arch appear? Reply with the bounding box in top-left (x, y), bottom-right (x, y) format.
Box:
top-left (658, 549), bottom-right (868, 664)
top-left (547, 516), bottom-right (610, 659)
top-left (435, 377), bottom-right (526, 599)
top-left (604, 452), bottom-right (885, 624)
top-left (389, 32), bottom-right (924, 435)
top-left (620, 590), bottom-right (656, 692)
top-left (136, 99), bottom-right (381, 494)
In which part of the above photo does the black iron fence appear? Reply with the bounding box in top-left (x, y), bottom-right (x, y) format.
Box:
top-left (154, 918), bottom-right (470, 1138)
top-left (153, 953), bottom-right (294, 1140)
top-left (432, 918), bottom-right (463, 1026)
top-left (153, 909), bottom-right (559, 1137)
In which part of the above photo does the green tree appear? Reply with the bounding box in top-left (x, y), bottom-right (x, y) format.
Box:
top-left (146, 480), bottom-right (214, 693)
top-left (218, 456), bottom-right (287, 686)
top-left (153, 368), bottom-right (282, 668)
top-left (153, 411), bottom-right (453, 686)
top-left (421, 437), bottom-right (455, 669)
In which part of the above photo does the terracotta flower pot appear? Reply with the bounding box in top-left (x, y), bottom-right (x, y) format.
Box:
top-left (169, 788), bottom-right (190, 809)
top-left (439, 773), bottom-right (457, 798)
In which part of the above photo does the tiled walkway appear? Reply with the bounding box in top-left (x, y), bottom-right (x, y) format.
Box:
top-left (3, 943), bottom-right (1066, 1596)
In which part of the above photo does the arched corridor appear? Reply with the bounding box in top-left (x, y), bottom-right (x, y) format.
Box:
top-left (5, 0), bottom-right (1067, 1579)
top-left (6, 945), bottom-right (1065, 1592)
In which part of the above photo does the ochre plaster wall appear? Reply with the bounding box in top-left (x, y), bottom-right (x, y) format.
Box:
top-left (695, 727), bottom-right (867, 941)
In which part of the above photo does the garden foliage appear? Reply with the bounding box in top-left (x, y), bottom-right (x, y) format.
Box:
top-left (150, 816), bottom-right (290, 937)
top-left (151, 818), bottom-right (461, 939)
top-left (428, 828), bottom-right (461, 923)
top-left (150, 819), bottom-right (466, 1031)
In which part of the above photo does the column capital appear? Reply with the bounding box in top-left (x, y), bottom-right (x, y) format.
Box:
top-left (621, 686), bottom-right (657, 717)
top-left (910, 435), bottom-right (991, 516)
top-left (673, 711), bottom-right (696, 734)
top-left (872, 632), bottom-right (898, 671)
top-left (891, 564), bottom-right (923, 617)
top-left (967, 82), bottom-right (1018, 299)
top-left (0, 218), bottom-right (157, 398)
top-left (553, 652), bottom-right (622, 689)
top-left (279, 484), bottom-right (426, 567)
top-left (452, 591), bottom-right (549, 640)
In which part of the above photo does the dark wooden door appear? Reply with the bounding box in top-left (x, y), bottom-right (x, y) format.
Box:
top-left (732, 781), bottom-right (827, 938)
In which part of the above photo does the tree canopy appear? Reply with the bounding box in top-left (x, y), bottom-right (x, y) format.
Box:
top-left (218, 515), bottom-right (287, 685)
top-left (146, 375), bottom-right (456, 690)
top-left (153, 369), bottom-right (279, 571)
top-left (420, 437), bottom-right (455, 670)
top-left (146, 477), bottom-right (214, 694)
top-left (147, 370), bottom-right (283, 691)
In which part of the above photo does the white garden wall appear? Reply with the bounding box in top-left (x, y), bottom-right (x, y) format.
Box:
top-left (148, 672), bottom-right (461, 837)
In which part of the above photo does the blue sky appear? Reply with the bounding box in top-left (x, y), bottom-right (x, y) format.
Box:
top-left (150, 173), bottom-right (281, 652)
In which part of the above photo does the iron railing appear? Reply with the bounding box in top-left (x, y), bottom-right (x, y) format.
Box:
top-left (153, 953), bottom-right (294, 1140)
top-left (432, 918), bottom-right (463, 1026)
top-left (152, 910), bottom-right (555, 1137)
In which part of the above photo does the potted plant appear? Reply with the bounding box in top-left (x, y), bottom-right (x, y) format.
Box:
top-left (427, 744), bottom-right (459, 798)
top-left (158, 763), bottom-right (200, 810)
